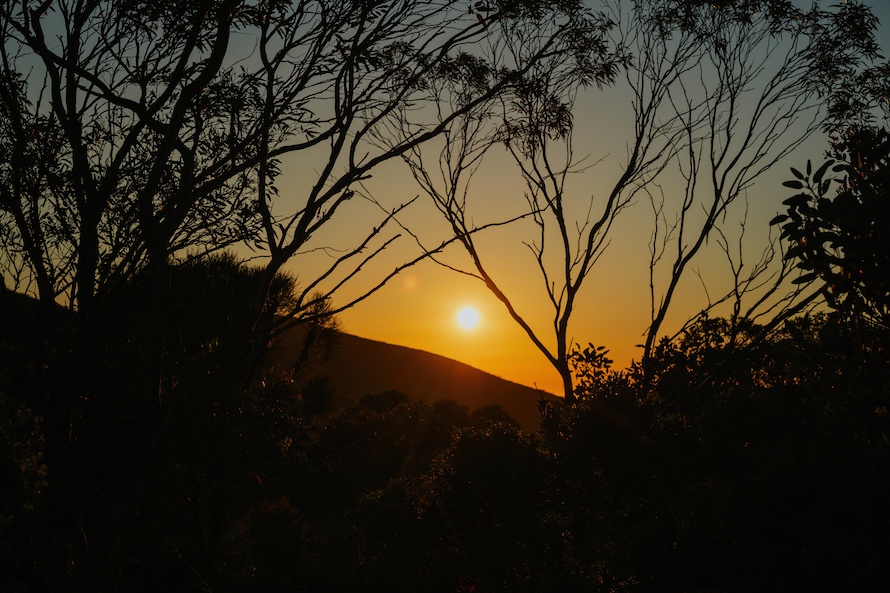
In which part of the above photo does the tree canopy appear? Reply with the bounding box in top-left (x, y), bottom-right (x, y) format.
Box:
top-left (0, 1), bottom-right (888, 590)
top-left (775, 127), bottom-right (890, 328)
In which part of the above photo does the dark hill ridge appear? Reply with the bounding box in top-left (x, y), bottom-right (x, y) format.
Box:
top-left (272, 329), bottom-right (556, 431)
top-left (0, 289), bottom-right (555, 430)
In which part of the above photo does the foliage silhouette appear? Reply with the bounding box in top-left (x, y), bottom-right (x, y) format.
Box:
top-left (3, 294), bottom-right (888, 590)
top-left (401, 0), bottom-right (885, 400)
top-left (775, 127), bottom-right (890, 328)
top-left (1, 1), bottom-right (888, 590)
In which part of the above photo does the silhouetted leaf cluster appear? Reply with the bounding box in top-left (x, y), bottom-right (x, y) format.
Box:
top-left (774, 127), bottom-right (890, 327)
top-left (1, 1), bottom-right (888, 590)
top-left (3, 260), bottom-right (888, 592)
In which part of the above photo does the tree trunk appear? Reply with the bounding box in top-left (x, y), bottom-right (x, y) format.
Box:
top-left (557, 356), bottom-right (576, 403)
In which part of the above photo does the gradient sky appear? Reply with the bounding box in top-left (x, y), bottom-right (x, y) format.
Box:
top-left (282, 1), bottom-right (890, 395)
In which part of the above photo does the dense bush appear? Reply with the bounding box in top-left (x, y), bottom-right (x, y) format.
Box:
top-left (2, 258), bottom-right (888, 592)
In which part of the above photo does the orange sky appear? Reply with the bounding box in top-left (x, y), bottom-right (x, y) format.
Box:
top-left (280, 1), bottom-right (890, 396)
top-left (283, 125), bottom-right (805, 395)
top-left (5, 2), bottom-right (886, 398)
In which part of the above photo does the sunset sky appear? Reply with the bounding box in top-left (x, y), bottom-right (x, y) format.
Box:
top-left (278, 1), bottom-right (890, 395)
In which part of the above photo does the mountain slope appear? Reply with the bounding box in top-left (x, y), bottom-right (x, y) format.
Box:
top-left (272, 330), bottom-right (555, 431)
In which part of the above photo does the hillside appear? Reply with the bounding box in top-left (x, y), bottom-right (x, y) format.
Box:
top-left (271, 329), bottom-right (556, 431)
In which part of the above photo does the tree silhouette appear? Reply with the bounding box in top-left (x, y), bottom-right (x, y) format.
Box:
top-left (774, 127), bottom-right (890, 328)
top-left (2, 2), bottom-right (888, 590)
top-left (399, 0), bottom-right (883, 400)
top-left (0, 3), bottom-right (600, 587)
top-left (561, 311), bottom-right (890, 591)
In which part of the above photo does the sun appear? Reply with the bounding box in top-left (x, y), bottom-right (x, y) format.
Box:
top-left (456, 306), bottom-right (481, 330)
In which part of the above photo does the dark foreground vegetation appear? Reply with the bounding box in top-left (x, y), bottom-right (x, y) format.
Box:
top-left (1, 261), bottom-right (888, 592)
top-left (2, 0), bottom-right (888, 590)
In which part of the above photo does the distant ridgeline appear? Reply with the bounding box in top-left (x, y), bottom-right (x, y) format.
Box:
top-left (270, 327), bottom-right (557, 431)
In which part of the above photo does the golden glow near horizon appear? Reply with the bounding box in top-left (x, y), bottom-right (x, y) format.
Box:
top-left (290, 2), bottom-right (890, 397)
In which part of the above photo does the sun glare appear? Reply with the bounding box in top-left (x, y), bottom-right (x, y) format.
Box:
top-left (456, 306), bottom-right (481, 330)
